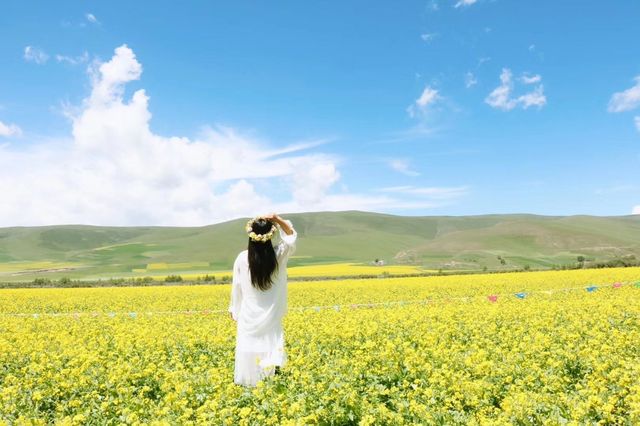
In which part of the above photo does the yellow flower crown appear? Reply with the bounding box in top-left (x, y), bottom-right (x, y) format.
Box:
top-left (245, 217), bottom-right (277, 243)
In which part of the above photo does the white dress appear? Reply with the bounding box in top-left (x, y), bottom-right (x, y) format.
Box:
top-left (228, 219), bottom-right (297, 387)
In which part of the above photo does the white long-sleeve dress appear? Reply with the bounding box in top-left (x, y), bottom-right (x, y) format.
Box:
top-left (229, 220), bottom-right (297, 387)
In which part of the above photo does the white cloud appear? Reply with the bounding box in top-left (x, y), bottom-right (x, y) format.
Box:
top-left (633, 205), bottom-right (640, 215)
top-left (407, 86), bottom-right (440, 118)
top-left (86, 45), bottom-right (143, 106)
top-left (86, 13), bottom-right (99, 24)
top-left (517, 85), bottom-right (546, 108)
top-left (420, 33), bottom-right (438, 42)
top-left (56, 51), bottom-right (90, 65)
top-left (608, 76), bottom-right (640, 113)
top-left (24, 46), bottom-right (49, 64)
top-left (485, 69), bottom-right (517, 110)
top-left (464, 71), bottom-right (477, 88)
top-left (454, 0), bottom-right (477, 8)
top-left (521, 74), bottom-right (541, 84)
top-left (389, 159), bottom-right (420, 177)
top-left (485, 68), bottom-right (546, 111)
top-left (0, 120), bottom-right (22, 137)
top-left (289, 158), bottom-right (341, 206)
top-left (2, 44), bottom-right (454, 226)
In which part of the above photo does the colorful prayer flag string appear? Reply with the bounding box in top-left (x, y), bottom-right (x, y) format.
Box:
top-left (4, 278), bottom-right (639, 319)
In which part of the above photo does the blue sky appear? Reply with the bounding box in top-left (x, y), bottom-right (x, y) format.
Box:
top-left (1, 1), bottom-right (639, 226)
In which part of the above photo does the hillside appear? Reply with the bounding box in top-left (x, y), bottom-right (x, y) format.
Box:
top-left (1, 211), bottom-right (639, 281)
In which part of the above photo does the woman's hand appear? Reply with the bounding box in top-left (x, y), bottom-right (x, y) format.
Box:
top-left (260, 213), bottom-right (293, 235)
top-left (261, 212), bottom-right (278, 221)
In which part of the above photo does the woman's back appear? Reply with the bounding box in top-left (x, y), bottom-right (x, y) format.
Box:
top-left (229, 215), bottom-right (297, 387)
top-left (233, 234), bottom-right (295, 318)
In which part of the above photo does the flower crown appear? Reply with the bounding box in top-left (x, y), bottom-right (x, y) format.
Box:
top-left (245, 217), bottom-right (277, 243)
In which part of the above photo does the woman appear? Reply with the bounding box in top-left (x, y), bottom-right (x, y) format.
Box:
top-left (228, 213), bottom-right (297, 387)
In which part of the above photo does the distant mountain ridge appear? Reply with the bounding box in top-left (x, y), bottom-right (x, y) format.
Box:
top-left (1, 211), bottom-right (639, 281)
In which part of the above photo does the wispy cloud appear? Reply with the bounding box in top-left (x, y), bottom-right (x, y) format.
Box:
top-left (420, 33), bottom-right (438, 43)
top-left (388, 159), bottom-right (420, 177)
top-left (464, 71), bottom-right (477, 88)
top-left (521, 74), bottom-right (542, 84)
top-left (608, 76), bottom-right (640, 113)
top-left (608, 76), bottom-right (640, 132)
top-left (56, 51), bottom-right (90, 65)
top-left (263, 138), bottom-right (334, 159)
top-left (86, 13), bottom-right (99, 24)
top-left (24, 46), bottom-right (49, 64)
top-left (454, 0), bottom-right (477, 8)
top-left (485, 68), bottom-right (546, 111)
top-left (407, 85), bottom-right (440, 118)
top-left (0, 120), bottom-right (22, 138)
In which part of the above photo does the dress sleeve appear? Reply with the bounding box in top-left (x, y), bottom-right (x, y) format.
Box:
top-left (276, 219), bottom-right (297, 261)
top-left (228, 256), bottom-right (243, 321)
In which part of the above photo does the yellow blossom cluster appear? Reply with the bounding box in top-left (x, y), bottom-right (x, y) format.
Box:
top-left (0, 267), bottom-right (639, 424)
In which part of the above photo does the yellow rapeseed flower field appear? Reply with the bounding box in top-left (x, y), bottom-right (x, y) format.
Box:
top-left (131, 262), bottom-right (429, 281)
top-left (0, 267), bottom-right (639, 424)
top-left (286, 262), bottom-right (430, 277)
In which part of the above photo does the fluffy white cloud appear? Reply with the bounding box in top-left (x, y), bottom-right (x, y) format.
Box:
top-left (485, 68), bottom-right (546, 111)
top-left (0, 120), bottom-right (22, 137)
top-left (454, 0), bottom-right (477, 8)
top-left (24, 46), bottom-right (49, 64)
top-left (2, 44), bottom-right (458, 226)
top-left (389, 159), bottom-right (420, 177)
top-left (290, 160), bottom-right (341, 206)
top-left (608, 76), bottom-right (640, 113)
top-left (4, 44), bottom-right (335, 225)
top-left (407, 86), bottom-right (440, 118)
top-left (633, 205), bottom-right (640, 215)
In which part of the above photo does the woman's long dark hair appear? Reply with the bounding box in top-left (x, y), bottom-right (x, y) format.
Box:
top-left (248, 218), bottom-right (279, 291)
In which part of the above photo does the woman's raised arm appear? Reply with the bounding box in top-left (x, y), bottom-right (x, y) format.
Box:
top-left (263, 213), bottom-right (294, 236)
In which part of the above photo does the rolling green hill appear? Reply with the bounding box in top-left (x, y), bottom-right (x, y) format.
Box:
top-left (1, 211), bottom-right (639, 282)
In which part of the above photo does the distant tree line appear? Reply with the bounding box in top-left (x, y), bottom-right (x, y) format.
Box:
top-left (551, 255), bottom-right (640, 270)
